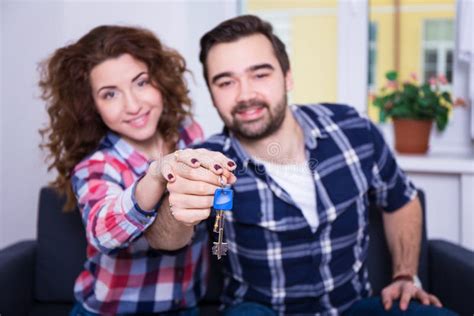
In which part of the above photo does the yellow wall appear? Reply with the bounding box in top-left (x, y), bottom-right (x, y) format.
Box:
top-left (246, 1), bottom-right (339, 103)
top-left (292, 15), bottom-right (338, 103)
top-left (245, 0), bottom-right (455, 118)
top-left (369, 1), bottom-right (455, 120)
top-left (371, 2), bottom-right (454, 87)
top-left (247, 0), bottom-right (337, 11)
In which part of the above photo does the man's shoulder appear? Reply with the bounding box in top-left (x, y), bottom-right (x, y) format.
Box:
top-left (193, 132), bottom-right (228, 151)
top-left (297, 103), bottom-right (361, 120)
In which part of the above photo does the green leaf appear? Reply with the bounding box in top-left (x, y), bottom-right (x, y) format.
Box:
top-left (421, 84), bottom-right (432, 95)
top-left (441, 91), bottom-right (452, 103)
top-left (386, 70), bottom-right (398, 81)
top-left (373, 70), bottom-right (457, 132)
top-left (436, 114), bottom-right (448, 131)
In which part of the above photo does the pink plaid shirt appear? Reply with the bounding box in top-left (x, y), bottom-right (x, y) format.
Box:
top-left (71, 118), bottom-right (208, 315)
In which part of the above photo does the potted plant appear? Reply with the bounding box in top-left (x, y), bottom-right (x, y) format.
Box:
top-left (372, 70), bottom-right (465, 154)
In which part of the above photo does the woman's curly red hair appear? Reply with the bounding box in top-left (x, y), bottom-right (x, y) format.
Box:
top-left (39, 25), bottom-right (192, 211)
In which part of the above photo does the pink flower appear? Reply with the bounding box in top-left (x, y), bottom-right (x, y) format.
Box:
top-left (384, 101), bottom-right (394, 110)
top-left (454, 97), bottom-right (467, 107)
top-left (438, 74), bottom-right (448, 85)
top-left (410, 72), bottom-right (418, 81)
top-left (429, 76), bottom-right (437, 86)
top-left (385, 80), bottom-right (398, 89)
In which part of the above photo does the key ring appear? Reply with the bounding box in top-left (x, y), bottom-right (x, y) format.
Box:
top-left (174, 150), bottom-right (182, 161)
top-left (218, 175), bottom-right (226, 188)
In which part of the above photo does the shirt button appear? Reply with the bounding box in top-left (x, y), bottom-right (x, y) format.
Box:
top-left (176, 268), bottom-right (183, 279)
top-left (173, 298), bottom-right (180, 305)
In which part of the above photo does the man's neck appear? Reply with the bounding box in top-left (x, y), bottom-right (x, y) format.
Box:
top-left (237, 107), bottom-right (306, 165)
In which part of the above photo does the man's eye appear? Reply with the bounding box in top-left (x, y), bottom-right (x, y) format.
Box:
top-left (255, 72), bottom-right (269, 79)
top-left (218, 81), bottom-right (233, 88)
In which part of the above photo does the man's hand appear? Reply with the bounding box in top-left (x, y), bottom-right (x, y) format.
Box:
top-left (167, 162), bottom-right (236, 226)
top-left (150, 148), bottom-right (237, 184)
top-left (144, 149), bottom-right (236, 250)
top-left (381, 279), bottom-right (442, 311)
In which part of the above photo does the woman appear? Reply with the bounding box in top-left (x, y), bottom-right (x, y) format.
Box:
top-left (39, 25), bottom-right (235, 315)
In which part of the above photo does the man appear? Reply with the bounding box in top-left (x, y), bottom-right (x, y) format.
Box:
top-left (191, 15), bottom-right (456, 315)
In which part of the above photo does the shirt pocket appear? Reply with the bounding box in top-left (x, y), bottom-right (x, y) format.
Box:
top-left (316, 165), bottom-right (369, 227)
top-left (229, 178), bottom-right (264, 225)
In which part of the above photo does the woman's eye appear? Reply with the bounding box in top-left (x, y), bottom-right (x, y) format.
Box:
top-left (137, 79), bottom-right (149, 87)
top-left (102, 91), bottom-right (116, 99)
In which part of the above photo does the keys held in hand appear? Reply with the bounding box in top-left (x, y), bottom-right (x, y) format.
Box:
top-left (212, 183), bottom-right (233, 260)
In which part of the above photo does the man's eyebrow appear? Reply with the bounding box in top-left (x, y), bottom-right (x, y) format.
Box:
top-left (211, 72), bottom-right (233, 85)
top-left (211, 64), bottom-right (275, 85)
top-left (248, 63), bottom-right (274, 72)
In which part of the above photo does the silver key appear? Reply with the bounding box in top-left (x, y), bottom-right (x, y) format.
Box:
top-left (212, 177), bottom-right (233, 260)
top-left (212, 210), bottom-right (228, 259)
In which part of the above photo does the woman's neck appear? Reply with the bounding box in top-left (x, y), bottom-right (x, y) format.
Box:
top-left (124, 131), bottom-right (172, 161)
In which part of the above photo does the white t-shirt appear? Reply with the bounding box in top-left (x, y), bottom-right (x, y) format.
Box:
top-left (254, 158), bottom-right (318, 232)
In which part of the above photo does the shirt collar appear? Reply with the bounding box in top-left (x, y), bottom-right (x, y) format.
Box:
top-left (222, 104), bottom-right (328, 166)
top-left (290, 104), bottom-right (328, 149)
top-left (102, 130), bottom-right (150, 175)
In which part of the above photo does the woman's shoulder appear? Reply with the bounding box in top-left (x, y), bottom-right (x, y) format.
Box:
top-left (72, 143), bottom-right (127, 179)
top-left (178, 116), bottom-right (205, 147)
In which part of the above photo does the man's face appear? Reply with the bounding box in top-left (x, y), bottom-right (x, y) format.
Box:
top-left (206, 34), bottom-right (293, 140)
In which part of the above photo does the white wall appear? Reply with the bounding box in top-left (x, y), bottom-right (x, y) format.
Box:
top-left (0, 0), bottom-right (238, 248)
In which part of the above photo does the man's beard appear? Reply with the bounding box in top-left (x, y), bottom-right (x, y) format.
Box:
top-left (225, 94), bottom-right (287, 140)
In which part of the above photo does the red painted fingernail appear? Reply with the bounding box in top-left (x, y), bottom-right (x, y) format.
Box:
top-left (227, 161), bottom-right (235, 167)
top-left (214, 164), bottom-right (222, 170)
top-left (191, 158), bottom-right (199, 164)
top-left (167, 174), bottom-right (174, 180)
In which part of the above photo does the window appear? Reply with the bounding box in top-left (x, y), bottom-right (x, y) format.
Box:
top-left (422, 19), bottom-right (454, 85)
top-left (242, 0), bottom-right (369, 112)
top-left (368, 22), bottom-right (377, 89)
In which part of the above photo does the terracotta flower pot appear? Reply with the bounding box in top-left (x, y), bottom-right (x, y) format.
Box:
top-left (392, 118), bottom-right (433, 154)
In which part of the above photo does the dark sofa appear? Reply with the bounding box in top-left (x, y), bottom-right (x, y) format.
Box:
top-left (0, 187), bottom-right (473, 316)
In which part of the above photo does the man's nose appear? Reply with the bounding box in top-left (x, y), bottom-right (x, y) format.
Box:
top-left (236, 79), bottom-right (257, 103)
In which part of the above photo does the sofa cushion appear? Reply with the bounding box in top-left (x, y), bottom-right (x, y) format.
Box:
top-left (35, 187), bottom-right (87, 302)
top-left (30, 302), bottom-right (73, 316)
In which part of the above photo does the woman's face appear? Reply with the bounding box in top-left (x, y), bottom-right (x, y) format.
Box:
top-left (90, 54), bottom-right (163, 146)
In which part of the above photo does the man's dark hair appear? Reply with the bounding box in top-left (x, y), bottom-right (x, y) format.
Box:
top-left (199, 14), bottom-right (290, 84)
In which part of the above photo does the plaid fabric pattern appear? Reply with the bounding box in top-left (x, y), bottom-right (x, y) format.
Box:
top-left (71, 118), bottom-right (209, 315)
top-left (197, 104), bottom-right (417, 315)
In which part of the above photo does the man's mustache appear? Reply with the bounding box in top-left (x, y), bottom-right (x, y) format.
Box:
top-left (231, 100), bottom-right (269, 116)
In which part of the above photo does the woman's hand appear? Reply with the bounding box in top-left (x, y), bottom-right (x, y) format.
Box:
top-left (146, 148), bottom-right (236, 226)
top-left (148, 148), bottom-right (236, 185)
top-left (144, 149), bottom-right (237, 249)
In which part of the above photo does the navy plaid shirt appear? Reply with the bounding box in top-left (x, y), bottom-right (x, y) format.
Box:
top-left (197, 104), bottom-right (416, 315)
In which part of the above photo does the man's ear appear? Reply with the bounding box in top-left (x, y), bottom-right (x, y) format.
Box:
top-left (209, 89), bottom-right (218, 108)
top-left (285, 69), bottom-right (294, 92)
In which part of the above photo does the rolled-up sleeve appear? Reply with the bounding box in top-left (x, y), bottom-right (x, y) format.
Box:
top-left (368, 121), bottom-right (417, 212)
top-left (72, 158), bottom-right (157, 254)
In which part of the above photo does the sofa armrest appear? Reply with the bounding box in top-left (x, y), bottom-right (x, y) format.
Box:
top-left (428, 239), bottom-right (474, 316)
top-left (0, 240), bottom-right (36, 316)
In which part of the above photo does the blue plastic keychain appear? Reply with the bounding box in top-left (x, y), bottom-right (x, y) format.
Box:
top-left (212, 177), bottom-right (233, 259)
